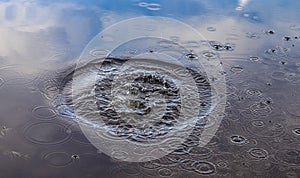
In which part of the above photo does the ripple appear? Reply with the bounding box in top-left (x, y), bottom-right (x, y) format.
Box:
top-left (44, 152), bottom-right (73, 167)
top-left (0, 77), bottom-right (4, 87)
top-left (201, 50), bottom-right (219, 59)
top-left (187, 146), bottom-right (212, 159)
top-left (180, 159), bottom-right (196, 171)
top-left (193, 161), bottom-right (216, 175)
top-left (146, 3), bottom-right (161, 11)
top-left (249, 56), bottom-right (260, 61)
top-left (275, 149), bottom-right (300, 166)
top-left (246, 32), bottom-right (260, 39)
top-left (157, 168), bottom-right (173, 177)
top-left (245, 120), bottom-right (284, 138)
top-left (286, 103), bottom-right (300, 117)
top-left (206, 27), bottom-right (216, 32)
top-left (249, 101), bottom-right (272, 116)
top-left (89, 49), bottom-right (109, 58)
top-left (23, 122), bottom-right (71, 145)
top-left (247, 148), bottom-right (269, 159)
top-left (32, 106), bottom-right (57, 120)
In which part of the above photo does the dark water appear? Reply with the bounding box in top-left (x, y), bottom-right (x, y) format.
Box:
top-left (0, 0), bottom-right (300, 177)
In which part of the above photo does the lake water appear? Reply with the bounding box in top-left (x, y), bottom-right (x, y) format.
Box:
top-left (0, 0), bottom-right (299, 177)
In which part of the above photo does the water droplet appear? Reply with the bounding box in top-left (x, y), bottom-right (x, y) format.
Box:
top-left (185, 53), bottom-right (198, 60)
top-left (283, 36), bottom-right (292, 41)
top-left (292, 128), bottom-right (300, 136)
top-left (71, 154), bottom-right (80, 160)
top-left (265, 30), bottom-right (275, 34)
top-left (230, 135), bottom-right (247, 144)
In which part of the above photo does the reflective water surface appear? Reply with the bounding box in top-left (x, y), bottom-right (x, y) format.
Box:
top-left (0, 0), bottom-right (300, 177)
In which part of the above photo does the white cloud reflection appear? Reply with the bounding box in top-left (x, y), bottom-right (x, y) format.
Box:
top-left (0, 0), bottom-right (101, 73)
